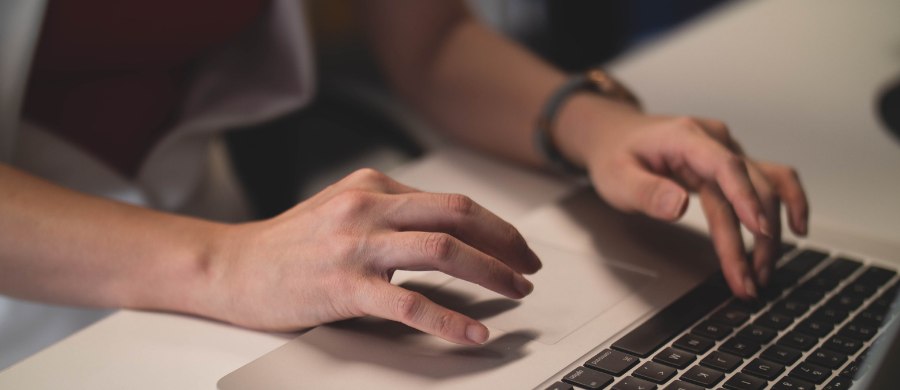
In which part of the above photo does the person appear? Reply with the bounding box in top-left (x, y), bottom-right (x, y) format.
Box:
top-left (0, 0), bottom-right (807, 347)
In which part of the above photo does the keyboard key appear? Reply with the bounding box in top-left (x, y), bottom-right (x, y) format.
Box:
top-left (855, 266), bottom-right (896, 287)
top-left (754, 312), bottom-right (794, 330)
top-left (759, 283), bottom-right (785, 302)
top-left (673, 334), bottom-right (715, 354)
top-left (692, 320), bottom-right (732, 340)
top-left (855, 309), bottom-right (887, 327)
top-left (771, 300), bottom-right (809, 317)
top-left (787, 287), bottom-right (826, 304)
top-left (586, 349), bottom-right (641, 376)
top-left (802, 276), bottom-right (839, 291)
top-left (778, 331), bottom-right (818, 351)
top-left (546, 382), bottom-right (574, 390)
top-left (839, 322), bottom-right (877, 341)
top-left (824, 377), bottom-right (852, 390)
top-left (611, 275), bottom-right (732, 357)
top-left (742, 358), bottom-right (785, 380)
top-left (762, 345), bottom-right (802, 365)
top-left (700, 351), bottom-right (743, 373)
top-left (773, 376), bottom-right (815, 390)
top-left (819, 257), bottom-right (863, 280)
top-left (810, 306), bottom-right (849, 324)
top-left (728, 299), bottom-right (766, 314)
top-left (867, 295), bottom-right (895, 314)
top-left (780, 242), bottom-right (797, 256)
top-left (783, 249), bottom-right (829, 276)
top-left (736, 325), bottom-right (776, 344)
top-left (858, 347), bottom-right (871, 361)
top-left (563, 367), bottom-right (614, 390)
top-left (663, 380), bottom-right (703, 390)
top-left (839, 360), bottom-right (864, 380)
top-left (634, 362), bottom-right (677, 384)
top-left (719, 337), bottom-right (761, 358)
top-left (710, 308), bottom-right (750, 327)
top-left (842, 282), bottom-right (877, 299)
top-left (823, 335), bottom-right (864, 355)
top-left (724, 372), bottom-right (767, 390)
top-left (653, 347), bottom-right (696, 369)
top-left (796, 319), bottom-right (833, 337)
top-left (807, 348), bottom-right (848, 369)
top-left (680, 366), bottom-right (725, 388)
top-left (612, 376), bottom-right (657, 390)
top-left (826, 294), bottom-right (863, 312)
top-left (790, 362), bottom-right (831, 384)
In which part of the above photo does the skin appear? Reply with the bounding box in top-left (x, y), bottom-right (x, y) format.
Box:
top-left (0, 1), bottom-right (808, 345)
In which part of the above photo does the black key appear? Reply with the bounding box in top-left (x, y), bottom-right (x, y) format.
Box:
top-left (728, 299), bottom-right (766, 314)
top-left (692, 321), bottom-right (733, 340)
top-left (867, 295), bottom-right (895, 314)
top-left (719, 337), bottom-right (761, 358)
top-left (700, 351), bottom-right (743, 373)
top-left (773, 376), bottom-right (815, 390)
top-left (819, 257), bottom-right (863, 280)
top-left (810, 306), bottom-right (849, 324)
top-left (783, 249), bottom-right (829, 276)
top-left (803, 276), bottom-right (840, 291)
top-left (823, 377), bottom-right (852, 390)
top-left (778, 331), bottom-right (818, 351)
top-left (787, 287), bottom-right (826, 304)
top-left (759, 283), bottom-right (785, 302)
top-left (663, 380), bottom-right (704, 390)
top-left (680, 366), bottom-right (725, 388)
top-left (612, 377), bottom-right (657, 390)
top-left (770, 268), bottom-right (800, 290)
top-left (795, 319), bottom-right (833, 338)
top-left (742, 358), bottom-right (785, 380)
top-left (855, 266), bottom-right (896, 287)
top-left (723, 373), bottom-right (767, 390)
top-left (780, 242), bottom-right (797, 256)
top-left (586, 349), bottom-right (641, 376)
top-left (563, 367), bottom-right (614, 390)
top-left (653, 347), bottom-right (696, 369)
top-left (839, 360), bottom-right (863, 380)
top-left (673, 334), bottom-right (715, 355)
top-left (771, 300), bottom-right (809, 317)
top-left (858, 347), bottom-right (871, 361)
top-left (807, 348), bottom-right (848, 369)
top-left (754, 312), bottom-right (794, 330)
top-left (546, 382), bottom-right (574, 390)
top-left (762, 345), bottom-right (803, 365)
top-left (612, 275), bottom-right (732, 357)
top-left (823, 335), bottom-right (864, 355)
top-left (855, 309), bottom-right (887, 327)
top-left (839, 322), bottom-right (877, 341)
top-left (842, 282), bottom-right (877, 299)
top-left (790, 362), bottom-right (831, 384)
top-left (826, 294), bottom-right (863, 312)
top-left (737, 325), bottom-right (776, 344)
top-left (634, 362), bottom-right (677, 384)
top-left (710, 308), bottom-right (750, 327)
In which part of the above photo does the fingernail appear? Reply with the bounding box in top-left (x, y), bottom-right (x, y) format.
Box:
top-left (657, 189), bottom-right (687, 219)
top-left (744, 274), bottom-right (758, 299)
top-left (514, 274), bottom-right (534, 297)
top-left (757, 266), bottom-right (770, 287)
top-left (757, 213), bottom-right (772, 238)
top-left (466, 324), bottom-right (489, 344)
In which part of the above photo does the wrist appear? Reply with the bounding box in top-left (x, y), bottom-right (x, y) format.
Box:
top-left (554, 92), bottom-right (637, 169)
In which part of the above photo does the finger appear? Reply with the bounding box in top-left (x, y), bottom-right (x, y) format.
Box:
top-left (699, 184), bottom-right (756, 300)
top-left (591, 157), bottom-right (689, 221)
top-left (659, 129), bottom-right (771, 238)
top-left (692, 118), bottom-right (747, 155)
top-left (364, 282), bottom-right (489, 345)
top-left (746, 162), bottom-right (782, 286)
top-left (755, 161), bottom-right (809, 236)
top-left (383, 192), bottom-right (542, 274)
top-left (375, 231), bottom-right (533, 299)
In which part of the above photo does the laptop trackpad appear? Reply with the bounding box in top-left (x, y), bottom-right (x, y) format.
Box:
top-left (425, 241), bottom-right (655, 345)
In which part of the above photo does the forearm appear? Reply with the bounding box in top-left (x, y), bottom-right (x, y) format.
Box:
top-left (0, 163), bottom-right (221, 313)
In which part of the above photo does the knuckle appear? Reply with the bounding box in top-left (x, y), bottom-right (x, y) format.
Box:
top-left (436, 314), bottom-right (455, 338)
top-left (330, 189), bottom-right (373, 216)
top-left (442, 193), bottom-right (476, 218)
top-left (391, 290), bottom-right (422, 322)
top-left (422, 233), bottom-right (457, 263)
top-left (672, 116), bottom-right (702, 133)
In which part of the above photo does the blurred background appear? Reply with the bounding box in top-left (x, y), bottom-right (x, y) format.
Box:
top-left (0, 0), bottom-right (732, 371)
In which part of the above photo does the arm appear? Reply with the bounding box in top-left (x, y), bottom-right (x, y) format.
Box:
top-left (360, 0), bottom-right (809, 299)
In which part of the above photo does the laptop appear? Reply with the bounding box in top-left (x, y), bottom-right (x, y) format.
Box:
top-left (218, 0), bottom-right (900, 389)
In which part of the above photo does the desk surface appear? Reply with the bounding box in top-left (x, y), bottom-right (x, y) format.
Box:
top-left (3, 0), bottom-right (900, 388)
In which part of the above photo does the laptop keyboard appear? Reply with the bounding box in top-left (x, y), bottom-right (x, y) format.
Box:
top-left (543, 245), bottom-right (899, 390)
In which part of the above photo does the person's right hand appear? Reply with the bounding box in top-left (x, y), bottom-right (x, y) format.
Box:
top-left (197, 168), bottom-right (541, 345)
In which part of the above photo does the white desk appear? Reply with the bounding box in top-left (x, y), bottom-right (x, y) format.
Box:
top-left (3, 0), bottom-right (900, 387)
